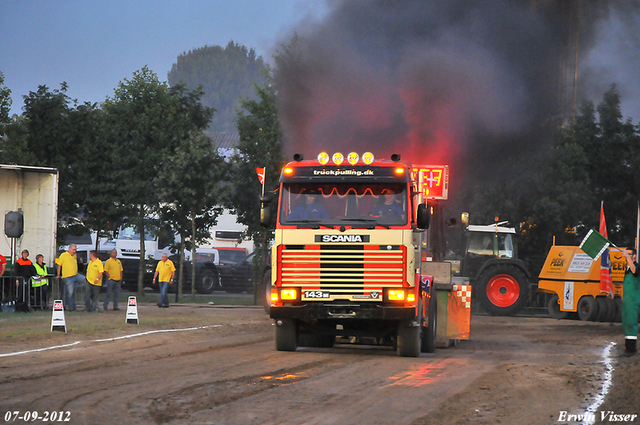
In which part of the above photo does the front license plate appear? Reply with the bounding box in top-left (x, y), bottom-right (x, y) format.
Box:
top-left (304, 291), bottom-right (330, 299)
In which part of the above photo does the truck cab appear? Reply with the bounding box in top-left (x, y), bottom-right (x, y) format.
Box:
top-left (263, 152), bottom-right (438, 357)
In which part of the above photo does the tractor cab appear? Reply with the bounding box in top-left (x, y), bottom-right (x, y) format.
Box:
top-left (462, 224), bottom-right (517, 278)
top-left (445, 219), bottom-right (529, 316)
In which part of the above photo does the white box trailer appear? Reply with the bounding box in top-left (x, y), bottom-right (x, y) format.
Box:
top-left (0, 164), bottom-right (59, 268)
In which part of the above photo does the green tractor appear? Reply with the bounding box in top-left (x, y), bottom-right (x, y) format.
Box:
top-left (446, 220), bottom-right (531, 316)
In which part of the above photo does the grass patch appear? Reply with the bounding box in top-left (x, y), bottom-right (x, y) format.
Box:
top-left (0, 300), bottom-right (265, 353)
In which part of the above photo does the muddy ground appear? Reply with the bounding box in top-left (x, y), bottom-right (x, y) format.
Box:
top-left (0, 305), bottom-right (638, 425)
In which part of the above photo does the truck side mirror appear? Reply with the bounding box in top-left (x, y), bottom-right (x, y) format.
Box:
top-left (260, 195), bottom-right (273, 228)
top-left (417, 204), bottom-right (430, 229)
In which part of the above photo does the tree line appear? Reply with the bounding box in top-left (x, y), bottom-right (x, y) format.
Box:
top-left (3, 51), bottom-right (637, 286)
top-left (0, 67), bottom-right (284, 299)
top-left (464, 85), bottom-right (640, 274)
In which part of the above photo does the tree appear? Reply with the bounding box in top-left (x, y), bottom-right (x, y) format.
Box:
top-left (168, 41), bottom-right (267, 132)
top-left (157, 85), bottom-right (225, 300)
top-left (21, 84), bottom-right (80, 218)
top-left (101, 66), bottom-right (212, 296)
top-left (0, 71), bottom-right (11, 134)
top-left (1, 83), bottom-right (100, 240)
top-left (230, 79), bottom-right (285, 300)
top-left (74, 103), bottom-right (123, 248)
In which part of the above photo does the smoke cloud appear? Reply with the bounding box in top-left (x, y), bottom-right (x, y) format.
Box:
top-left (273, 0), bottom-right (639, 186)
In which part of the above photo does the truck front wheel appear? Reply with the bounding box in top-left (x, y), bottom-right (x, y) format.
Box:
top-left (421, 293), bottom-right (437, 353)
top-left (397, 321), bottom-right (421, 357)
top-left (476, 265), bottom-right (529, 316)
top-left (262, 269), bottom-right (271, 314)
top-left (274, 319), bottom-right (298, 351)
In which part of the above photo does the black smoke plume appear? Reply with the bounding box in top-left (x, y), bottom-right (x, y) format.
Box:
top-left (273, 0), bottom-right (639, 186)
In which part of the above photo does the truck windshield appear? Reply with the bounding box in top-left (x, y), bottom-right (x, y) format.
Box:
top-left (279, 183), bottom-right (409, 227)
top-left (218, 250), bottom-right (246, 263)
top-left (117, 225), bottom-right (154, 241)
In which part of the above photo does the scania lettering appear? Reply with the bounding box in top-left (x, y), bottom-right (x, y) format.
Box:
top-left (261, 152), bottom-right (471, 357)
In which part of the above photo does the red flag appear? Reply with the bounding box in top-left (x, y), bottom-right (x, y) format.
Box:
top-left (255, 167), bottom-right (265, 185)
top-left (599, 202), bottom-right (613, 298)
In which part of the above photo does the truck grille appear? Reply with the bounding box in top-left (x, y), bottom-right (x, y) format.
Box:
top-left (278, 244), bottom-right (406, 301)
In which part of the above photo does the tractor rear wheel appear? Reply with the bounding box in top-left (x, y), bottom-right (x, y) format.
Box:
top-left (577, 296), bottom-right (598, 321)
top-left (476, 265), bottom-right (529, 316)
top-left (547, 294), bottom-right (568, 320)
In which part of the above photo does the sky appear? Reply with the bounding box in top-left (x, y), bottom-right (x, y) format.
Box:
top-left (0, 0), bottom-right (327, 115)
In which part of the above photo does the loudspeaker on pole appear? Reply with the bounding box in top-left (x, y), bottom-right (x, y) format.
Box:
top-left (4, 211), bottom-right (24, 238)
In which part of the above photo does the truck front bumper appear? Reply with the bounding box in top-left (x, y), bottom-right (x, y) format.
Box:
top-left (270, 303), bottom-right (416, 321)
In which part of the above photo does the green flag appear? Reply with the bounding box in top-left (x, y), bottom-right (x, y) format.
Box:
top-left (579, 229), bottom-right (611, 260)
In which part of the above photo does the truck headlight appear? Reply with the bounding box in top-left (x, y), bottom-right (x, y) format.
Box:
top-left (280, 289), bottom-right (298, 300)
top-left (388, 289), bottom-right (405, 301)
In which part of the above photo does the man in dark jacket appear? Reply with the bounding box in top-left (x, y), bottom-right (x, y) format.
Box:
top-left (15, 249), bottom-right (35, 306)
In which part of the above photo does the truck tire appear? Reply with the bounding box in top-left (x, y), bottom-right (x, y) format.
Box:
top-left (547, 294), bottom-right (568, 320)
top-left (476, 265), bottom-right (529, 316)
top-left (262, 269), bottom-right (271, 314)
top-left (274, 319), bottom-right (297, 351)
top-left (577, 295), bottom-right (598, 321)
top-left (397, 321), bottom-right (421, 357)
top-left (604, 297), bottom-right (617, 322)
top-left (595, 296), bottom-right (611, 322)
top-left (614, 297), bottom-right (622, 322)
top-left (421, 294), bottom-right (437, 353)
top-left (196, 269), bottom-right (218, 294)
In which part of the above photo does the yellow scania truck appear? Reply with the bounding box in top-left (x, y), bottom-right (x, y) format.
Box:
top-left (261, 152), bottom-right (470, 357)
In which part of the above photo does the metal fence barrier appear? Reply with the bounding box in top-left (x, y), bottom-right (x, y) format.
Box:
top-left (0, 274), bottom-right (87, 312)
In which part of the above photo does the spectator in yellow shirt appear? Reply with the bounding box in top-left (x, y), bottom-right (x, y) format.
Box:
top-left (84, 250), bottom-right (104, 312)
top-left (153, 253), bottom-right (175, 308)
top-left (103, 249), bottom-right (123, 311)
top-left (56, 245), bottom-right (84, 311)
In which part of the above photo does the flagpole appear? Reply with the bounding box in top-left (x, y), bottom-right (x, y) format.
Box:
top-left (261, 166), bottom-right (266, 197)
top-left (636, 202), bottom-right (639, 254)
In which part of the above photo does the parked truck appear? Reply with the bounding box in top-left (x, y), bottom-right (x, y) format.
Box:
top-left (261, 152), bottom-right (471, 357)
top-left (107, 222), bottom-right (223, 294)
top-left (0, 164), bottom-right (58, 272)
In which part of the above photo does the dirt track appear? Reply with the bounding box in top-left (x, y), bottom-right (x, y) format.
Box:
top-left (1, 305), bottom-right (638, 425)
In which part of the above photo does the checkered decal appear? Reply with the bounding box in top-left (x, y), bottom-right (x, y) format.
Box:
top-left (453, 284), bottom-right (472, 309)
